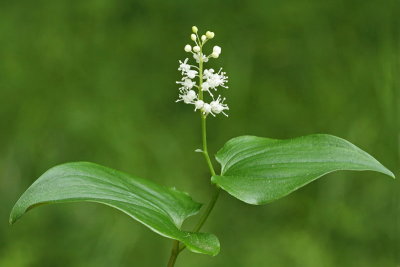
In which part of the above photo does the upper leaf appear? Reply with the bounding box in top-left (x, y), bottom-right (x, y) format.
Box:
top-left (212, 134), bottom-right (395, 205)
top-left (10, 162), bottom-right (220, 256)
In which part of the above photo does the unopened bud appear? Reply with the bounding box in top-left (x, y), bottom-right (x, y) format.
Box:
top-left (191, 34), bottom-right (196, 41)
top-left (211, 52), bottom-right (220, 58)
top-left (193, 46), bottom-right (201, 53)
top-left (201, 35), bottom-right (206, 42)
top-left (206, 31), bottom-right (215, 39)
top-left (213, 46), bottom-right (221, 54)
top-left (192, 26), bottom-right (198, 33)
top-left (184, 44), bottom-right (192, 52)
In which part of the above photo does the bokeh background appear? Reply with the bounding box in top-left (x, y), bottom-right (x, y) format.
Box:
top-left (1, 0), bottom-right (399, 266)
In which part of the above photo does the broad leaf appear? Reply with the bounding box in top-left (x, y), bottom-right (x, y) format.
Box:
top-left (10, 162), bottom-right (219, 256)
top-left (212, 134), bottom-right (395, 205)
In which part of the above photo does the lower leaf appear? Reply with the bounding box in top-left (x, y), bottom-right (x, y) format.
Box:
top-left (10, 162), bottom-right (220, 256)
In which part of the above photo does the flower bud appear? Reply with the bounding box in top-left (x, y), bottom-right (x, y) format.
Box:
top-left (192, 26), bottom-right (198, 33)
top-left (211, 52), bottom-right (220, 58)
top-left (213, 46), bottom-right (221, 54)
top-left (191, 34), bottom-right (196, 41)
top-left (201, 35), bottom-right (206, 42)
top-left (206, 31), bottom-right (215, 39)
top-left (184, 44), bottom-right (192, 52)
top-left (193, 46), bottom-right (201, 53)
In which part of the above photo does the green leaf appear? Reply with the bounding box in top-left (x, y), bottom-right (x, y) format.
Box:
top-left (212, 134), bottom-right (395, 205)
top-left (10, 162), bottom-right (219, 256)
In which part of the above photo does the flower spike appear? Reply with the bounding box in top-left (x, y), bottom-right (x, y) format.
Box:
top-left (176, 26), bottom-right (229, 117)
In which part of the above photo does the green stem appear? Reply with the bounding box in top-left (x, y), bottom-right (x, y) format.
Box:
top-left (197, 44), bottom-right (216, 178)
top-left (193, 187), bottom-right (220, 232)
top-left (200, 115), bottom-right (216, 176)
top-left (167, 240), bottom-right (180, 267)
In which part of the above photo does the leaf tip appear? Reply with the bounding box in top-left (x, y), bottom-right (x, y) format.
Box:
top-left (378, 165), bottom-right (396, 179)
top-left (208, 236), bottom-right (221, 257)
top-left (9, 212), bottom-right (17, 225)
top-left (211, 246), bottom-right (220, 257)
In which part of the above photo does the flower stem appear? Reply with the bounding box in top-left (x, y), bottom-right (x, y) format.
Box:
top-left (194, 45), bottom-right (220, 234)
top-left (167, 41), bottom-right (221, 266)
top-left (200, 115), bottom-right (216, 176)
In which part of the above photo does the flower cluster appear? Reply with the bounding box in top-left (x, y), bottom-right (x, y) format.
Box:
top-left (176, 26), bottom-right (229, 117)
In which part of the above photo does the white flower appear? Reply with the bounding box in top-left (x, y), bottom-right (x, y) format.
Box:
top-left (184, 90), bottom-right (197, 103)
top-left (210, 95), bottom-right (229, 116)
top-left (203, 69), bottom-right (214, 79)
top-left (203, 68), bottom-right (228, 92)
top-left (201, 81), bottom-right (211, 93)
top-left (193, 46), bottom-right (200, 53)
top-left (177, 89), bottom-right (197, 104)
top-left (184, 45), bottom-right (192, 52)
top-left (202, 103), bottom-right (212, 115)
top-left (178, 58), bottom-right (191, 73)
top-left (186, 70), bottom-right (197, 79)
top-left (176, 78), bottom-right (195, 89)
top-left (194, 100), bottom-right (204, 110)
top-left (201, 35), bottom-right (206, 42)
top-left (193, 53), bottom-right (208, 63)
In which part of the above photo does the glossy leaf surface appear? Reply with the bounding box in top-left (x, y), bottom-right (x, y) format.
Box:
top-left (10, 162), bottom-right (220, 256)
top-left (212, 134), bottom-right (394, 205)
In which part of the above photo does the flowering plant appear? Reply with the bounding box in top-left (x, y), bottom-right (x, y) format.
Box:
top-left (9, 26), bottom-right (395, 267)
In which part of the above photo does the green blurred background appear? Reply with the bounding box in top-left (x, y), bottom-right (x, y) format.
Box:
top-left (1, 0), bottom-right (399, 266)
